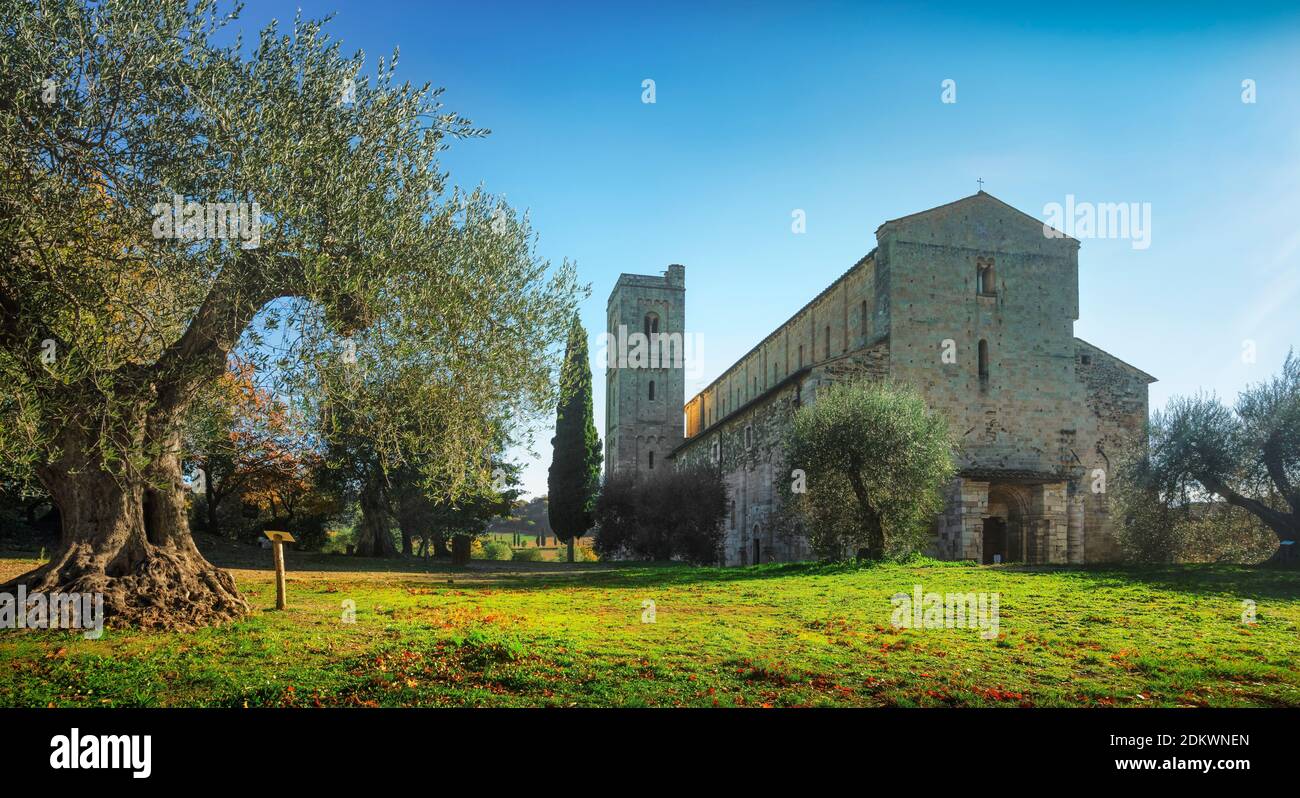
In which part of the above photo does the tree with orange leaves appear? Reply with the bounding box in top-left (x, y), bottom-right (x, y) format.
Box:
top-left (183, 359), bottom-right (317, 539)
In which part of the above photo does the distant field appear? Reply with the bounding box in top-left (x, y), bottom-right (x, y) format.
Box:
top-left (1, 544), bottom-right (1297, 707)
top-left (479, 531), bottom-right (593, 562)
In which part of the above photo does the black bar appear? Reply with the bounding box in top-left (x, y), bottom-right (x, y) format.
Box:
top-left (6, 708), bottom-right (1287, 785)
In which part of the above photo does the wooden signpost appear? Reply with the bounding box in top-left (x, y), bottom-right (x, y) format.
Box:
top-left (263, 530), bottom-right (296, 610)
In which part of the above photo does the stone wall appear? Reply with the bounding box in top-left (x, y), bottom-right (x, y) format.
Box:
top-left (675, 340), bottom-right (890, 565)
top-left (1072, 338), bottom-right (1154, 562)
top-left (618, 193), bottom-right (1154, 566)
top-left (684, 252), bottom-right (881, 438)
top-left (605, 265), bottom-right (686, 480)
top-left (676, 379), bottom-right (803, 565)
top-left (878, 194), bottom-right (1086, 479)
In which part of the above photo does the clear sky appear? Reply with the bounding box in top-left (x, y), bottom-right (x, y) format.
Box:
top-left (241, 1), bottom-right (1300, 498)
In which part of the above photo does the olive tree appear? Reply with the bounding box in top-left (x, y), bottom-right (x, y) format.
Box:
top-left (0, 0), bottom-right (577, 627)
top-left (1118, 352), bottom-right (1300, 564)
top-left (785, 380), bottom-right (954, 560)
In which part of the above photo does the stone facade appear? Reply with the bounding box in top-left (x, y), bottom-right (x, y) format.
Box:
top-left (606, 193), bottom-right (1154, 565)
top-left (604, 264), bottom-right (686, 481)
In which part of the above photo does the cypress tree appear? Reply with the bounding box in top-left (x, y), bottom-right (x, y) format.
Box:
top-left (548, 315), bottom-right (603, 562)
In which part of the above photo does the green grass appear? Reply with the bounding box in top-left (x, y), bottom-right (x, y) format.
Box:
top-left (1, 550), bottom-right (1298, 707)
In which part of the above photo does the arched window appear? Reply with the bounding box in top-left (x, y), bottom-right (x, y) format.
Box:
top-left (825, 326), bottom-right (831, 358)
top-left (648, 450), bottom-right (655, 470)
top-left (977, 258), bottom-right (996, 296)
top-left (744, 425), bottom-right (753, 449)
top-left (861, 300), bottom-right (869, 337)
top-left (648, 380), bottom-right (655, 401)
top-left (643, 312), bottom-right (659, 337)
top-left (978, 339), bottom-right (990, 385)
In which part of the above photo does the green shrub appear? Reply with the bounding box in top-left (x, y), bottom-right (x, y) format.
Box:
top-left (511, 547), bottom-right (543, 562)
top-left (475, 539), bottom-right (513, 561)
top-left (594, 465), bottom-right (727, 564)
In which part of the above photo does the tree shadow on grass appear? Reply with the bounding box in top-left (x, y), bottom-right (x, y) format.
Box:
top-left (13, 531), bottom-right (1288, 602)
top-left (171, 530), bottom-right (886, 589)
top-left (995, 563), bottom-right (1300, 602)
top-left (190, 537), bottom-right (900, 593)
top-left (405, 559), bottom-right (1300, 602)
top-left (197, 531), bottom-right (1297, 600)
top-left (387, 558), bottom-right (915, 594)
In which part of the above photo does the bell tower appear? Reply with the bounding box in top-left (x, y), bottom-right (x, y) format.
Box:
top-left (604, 264), bottom-right (686, 480)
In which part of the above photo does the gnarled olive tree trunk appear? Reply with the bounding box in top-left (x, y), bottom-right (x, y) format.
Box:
top-left (3, 408), bottom-right (248, 630)
top-left (0, 254), bottom-right (300, 629)
top-left (1200, 474), bottom-right (1299, 567)
top-left (846, 469), bottom-right (885, 561)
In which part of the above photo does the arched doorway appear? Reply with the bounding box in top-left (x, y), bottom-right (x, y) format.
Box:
top-left (981, 517), bottom-right (1007, 564)
top-left (983, 484), bottom-right (1030, 564)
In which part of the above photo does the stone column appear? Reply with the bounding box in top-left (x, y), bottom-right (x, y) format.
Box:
top-left (1067, 490), bottom-right (1085, 564)
top-left (938, 478), bottom-right (989, 561)
top-left (1028, 482), bottom-right (1069, 564)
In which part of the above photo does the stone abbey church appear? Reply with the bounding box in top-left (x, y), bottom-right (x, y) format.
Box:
top-left (604, 192), bottom-right (1154, 566)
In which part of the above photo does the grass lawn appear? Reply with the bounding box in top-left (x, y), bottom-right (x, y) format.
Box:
top-left (2, 541), bottom-right (1298, 708)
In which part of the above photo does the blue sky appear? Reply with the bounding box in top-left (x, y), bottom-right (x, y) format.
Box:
top-left (242, 1), bottom-right (1300, 498)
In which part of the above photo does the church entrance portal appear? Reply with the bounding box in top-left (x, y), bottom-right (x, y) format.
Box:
top-left (982, 517), bottom-right (1007, 564)
top-left (983, 482), bottom-right (1031, 563)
